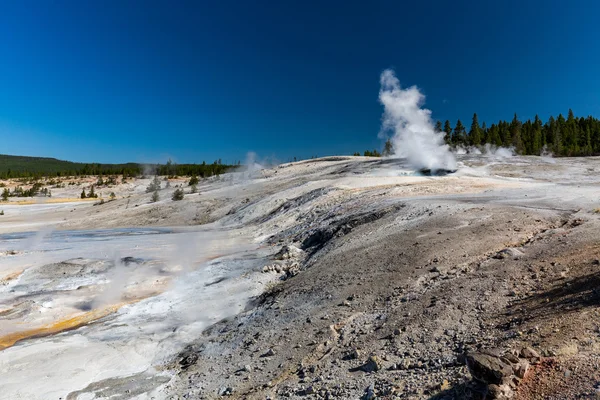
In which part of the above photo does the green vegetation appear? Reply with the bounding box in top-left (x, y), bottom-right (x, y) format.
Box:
top-left (0, 154), bottom-right (232, 179)
top-left (1, 182), bottom-right (50, 198)
top-left (151, 190), bottom-right (159, 203)
top-left (363, 149), bottom-right (381, 157)
top-left (146, 176), bottom-right (162, 193)
top-left (438, 111), bottom-right (600, 156)
top-left (188, 176), bottom-right (199, 186)
top-left (172, 188), bottom-right (184, 201)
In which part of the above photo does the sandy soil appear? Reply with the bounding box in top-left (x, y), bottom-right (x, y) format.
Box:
top-left (0, 155), bottom-right (599, 399)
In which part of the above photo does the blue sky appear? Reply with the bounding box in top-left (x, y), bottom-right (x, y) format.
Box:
top-left (0, 0), bottom-right (599, 164)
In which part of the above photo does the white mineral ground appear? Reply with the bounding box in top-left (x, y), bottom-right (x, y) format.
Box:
top-left (0, 155), bottom-right (598, 399)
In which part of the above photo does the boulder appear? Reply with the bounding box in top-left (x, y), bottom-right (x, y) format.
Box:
top-left (520, 347), bottom-right (541, 364)
top-left (513, 359), bottom-right (529, 379)
top-left (360, 355), bottom-right (382, 373)
top-left (466, 353), bottom-right (513, 385)
top-left (494, 248), bottom-right (524, 260)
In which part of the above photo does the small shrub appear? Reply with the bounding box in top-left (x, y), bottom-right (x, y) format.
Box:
top-left (87, 185), bottom-right (98, 198)
top-left (190, 184), bottom-right (197, 194)
top-left (81, 189), bottom-right (86, 199)
top-left (151, 190), bottom-right (159, 203)
top-left (109, 192), bottom-right (116, 200)
top-left (172, 188), bottom-right (184, 201)
top-left (146, 176), bottom-right (161, 193)
top-left (189, 176), bottom-right (199, 186)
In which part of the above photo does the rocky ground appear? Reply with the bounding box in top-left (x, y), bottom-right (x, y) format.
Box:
top-left (1, 155), bottom-right (599, 399)
top-left (159, 156), bottom-right (600, 400)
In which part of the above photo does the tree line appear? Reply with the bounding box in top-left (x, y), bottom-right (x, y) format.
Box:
top-left (0, 154), bottom-right (233, 179)
top-left (368, 110), bottom-right (600, 157)
top-left (438, 110), bottom-right (600, 156)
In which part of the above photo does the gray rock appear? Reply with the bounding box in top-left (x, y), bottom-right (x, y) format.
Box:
top-left (360, 356), bottom-right (382, 373)
top-left (466, 353), bottom-right (513, 385)
top-left (218, 387), bottom-right (233, 396)
top-left (520, 347), bottom-right (540, 364)
top-left (513, 360), bottom-right (529, 379)
top-left (363, 384), bottom-right (376, 400)
top-left (487, 383), bottom-right (514, 399)
top-left (494, 248), bottom-right (524, 260)
top-left (261, 348), bottom-right (275, 357)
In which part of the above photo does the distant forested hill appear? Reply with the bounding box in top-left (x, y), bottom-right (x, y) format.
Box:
top-left (0, 154), bottom-right (232, 178)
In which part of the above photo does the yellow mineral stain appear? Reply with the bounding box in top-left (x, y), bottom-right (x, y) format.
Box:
top-left (12, 197), bottom-right (97, 205)
top-left (0, 270), bottom-right (23, 284)
top-left (0, 301), bottom-right (134, 351)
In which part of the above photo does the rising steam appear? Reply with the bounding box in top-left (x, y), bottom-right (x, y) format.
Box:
top-left (379, 69), bottom-right (456, 172)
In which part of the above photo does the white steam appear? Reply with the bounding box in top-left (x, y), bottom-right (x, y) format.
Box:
top-left (379, 69), bottom-right (456, 171)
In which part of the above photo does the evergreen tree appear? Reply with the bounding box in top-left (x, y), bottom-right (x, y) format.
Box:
top-left (443, 120), bottom-right (452, 145)
top-left (481, 122), bottom-right (490, 144)
top-left (382, 139), bottom-right (394, 156)
top-left (510, 113), bottom-right (523, 153)
top-left (151, 190), bottom-right (159, 203)
top-left (565, 109), bottom-right (579, 154)
top-left (556, 114), bottom-right (566, 154)
top-left (469, 113), bottom-right (482, 146)
top-left (453, 119), bottom-right (467, 146)
top-left (146, 176), bottom-right (161, 193)
top-left (1, 188), bottom-right (9, 201)
top-left (172, 188), bottom-right (184, 201)
top-left (532, 115), bottom-right (543, 155)
top-left (434, 120), bottom-right (443, 133)
top-left (499, 120), bottom-right (511, 147)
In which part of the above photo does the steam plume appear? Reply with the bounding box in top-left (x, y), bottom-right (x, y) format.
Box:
top-left (379, 69), bottom-right (456, 172)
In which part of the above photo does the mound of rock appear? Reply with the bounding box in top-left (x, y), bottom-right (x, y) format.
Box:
top-left (465, 347), bottom-right (541, 399)
top-left (273, 244), bottom-right (304, 261)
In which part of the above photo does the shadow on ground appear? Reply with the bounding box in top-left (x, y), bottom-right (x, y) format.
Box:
top-left (504, 269), bottom-right (600, 327)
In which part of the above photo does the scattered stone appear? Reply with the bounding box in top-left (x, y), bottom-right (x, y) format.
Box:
top-left (179, 350), bottom-right (199, 370)
top-left (261, 348), bottom-right (275, 357)
top-left (345, 348), bottom-right (360, 360)
top-left (274, 245), bottom-right (304, 261)
top-left (440, 379), bottom-right (451, 391)
top-left (362, 384), bottom-right (376, 400)
top-left (218, 387), bottom-right (233, 396)
top-left (360, 356), bottom-right (382, 373)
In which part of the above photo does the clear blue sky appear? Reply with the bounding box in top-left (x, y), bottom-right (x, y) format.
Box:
top-left (0, 0), bottom-right (599, 164)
